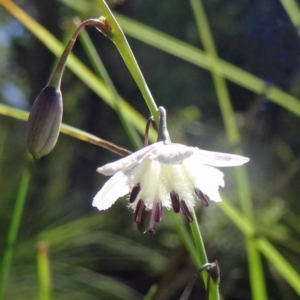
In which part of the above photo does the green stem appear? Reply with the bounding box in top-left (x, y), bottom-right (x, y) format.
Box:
top-left (189, 1), bottom-right (266, 299)
top-left (190, 209), bottom-right (208, 267)
top-left (48, 18), bottom-right (104, 89)
top-left (77, 20), bottom-right (142, 149)
top-left (167, 211), bottom-right (199, 266)
top-left (0, 162), bottom-right (31, 300)
top-left (37, 242), bottom-right (52, 300)
top-left (95, 0), bottom-right (159, 124)
top-left (189, 209), bottom-right (220, 300)
top-left (0, 104), bottom-right (131, 156)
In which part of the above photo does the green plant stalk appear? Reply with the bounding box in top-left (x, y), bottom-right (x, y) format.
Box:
top-left (48, 18), bottom-right (103, 89)
top-left (95, 0), bottom-right (159, 124)
top-left (190, 210), bottom-right (208, 268)
top-left (37, 242), bottom-right (52, 300)
top-left (77, 23), bottom-right (142, 149)
top-left (143, 285), bottom-right (158, 300)
top-left (0, 163), bottom-right (31, 300)
top-left (0, 104), bottom-right (131, 156)
top-left (167, 211), bottom-right (199, 267)
top-left (280, 0), bottom-right (300, 28)
top-left (190, 1), bottom-right (267, 299)
top-left (219, 198), bottom-right (300, 296)
top-left (189, 210), bottom-right (219, 300)
top-left (114, 13), bottom-right (300, 118)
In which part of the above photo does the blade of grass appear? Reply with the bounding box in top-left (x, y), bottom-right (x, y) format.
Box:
top-left (189, 209), bottom-right (220, 300)
top-left (219, 199), bottom-right (300, 296)
top-left (166, 211), bottom-right (199, 267)
top-left (95, 0), bottom-right (159, 124)
top-left (189, 1), bottom-right (266, 299)
top-left (0, 104), bottom-right (131, 156)
top-left (280, 0), bottom-right (300, 28)
top-left (37, 242), bottom-right (52, 300)
top-left (114, 13), bottom-right (300, 118)
top-left (0, 161), bottom-right (31, 300)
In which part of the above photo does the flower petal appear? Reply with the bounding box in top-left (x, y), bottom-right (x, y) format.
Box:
top-left (93, 171), bottom-right (130, 210)
top-left (150, 143), bottom-right (195, 164)
top-left (182, 155), bottom-right (224, 202)
top-left (195, 149), bottom-right (250, 167)
top-left (97, 143), bottom-right (158, 176)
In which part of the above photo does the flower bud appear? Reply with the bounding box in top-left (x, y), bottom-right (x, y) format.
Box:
top-left (26, 86), bottom-right (63, 160)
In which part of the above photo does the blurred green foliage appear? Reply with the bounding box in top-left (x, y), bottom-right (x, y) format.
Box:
top-left (1, 0), bottom-right (300, 299)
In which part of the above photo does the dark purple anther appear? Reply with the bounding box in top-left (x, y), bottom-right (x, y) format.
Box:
top-left (180, 200), bottom-right (193, 222)
top-left (148, 228), bottom-right (155, 234)
top-left (129, 183), bottom-right (141, 203)
top-left (170, 191), bottom-right (180, 213)
top-left (195, 188), bottom-right (210, 206)
top-left (154, 202), bottom-right (162, 222)
top-left (134, 200), bottom-right (145, 223)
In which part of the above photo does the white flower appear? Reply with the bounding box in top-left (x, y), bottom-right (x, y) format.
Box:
top-left (93, 140), bottom-right (249, 233)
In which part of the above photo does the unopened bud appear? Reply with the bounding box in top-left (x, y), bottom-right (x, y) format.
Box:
top-left (208, 261), bottom-right (220, 284)
top-left (26, 86), bottom-right (63, 160)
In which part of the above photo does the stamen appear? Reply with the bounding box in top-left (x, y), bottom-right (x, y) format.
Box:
top-left (134, 200), bottom-right (145, 223)
top-left (148, 201), bottom-right (158, 234)
top-left (129, 183), bottom-right (141, 203)
top-left (154, 202), bottom-right (162, 222)
top-left (180, 200), bottom-right (193, 222)
top-left (195, 188), bottom-right (210, 206)
top-left (137, 210), bottom-right (151, 233)
top-left (144, 116), bottom-right (157, 147)
top-left (170, 191), bottom-right (180, 213)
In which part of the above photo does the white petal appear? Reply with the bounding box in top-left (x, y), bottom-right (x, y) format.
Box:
top-left (93, 171), bottom-right (131, 210)
top-left (150, 143), bottom-right (195, 164)
top-left (97, 143), bottom-right (159, 176)
top-left (195, 149), bottom-right (250, 167)
top-left (182, 155), bottom-right (224, 202)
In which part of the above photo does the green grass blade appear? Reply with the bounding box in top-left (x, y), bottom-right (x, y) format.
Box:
top-left (280, 0), bottom-right (300, 27)
top-left (95, 0), bottom-right (159, 123)
top-left (0, 104), bottom-right (131, 156)
top-left (115, 13), bottom-right (300, 118)
top-left (0, 162), bottom-right (31, 300)
top-left (190, 1), bottom-right (266, 298)
top-left (219, 199), bottom-right (300, 296)
top-left (37, 242), bottom-right (52, 300)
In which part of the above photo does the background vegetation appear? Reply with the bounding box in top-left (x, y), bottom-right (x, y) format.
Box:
top-left (1, 0), bottom-right (300, 299)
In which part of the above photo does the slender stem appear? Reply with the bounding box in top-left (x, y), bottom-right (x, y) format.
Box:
top-left (95, 0), bottom-right (159, 124)
top-left (48, 18), bottom-right (104, 89)
top-left (0, 104), bottom-right (131, 157)
top-left (167, 212), bottom-right (199, 267)
top-left (0, 162), bottom-right (31, 300)
top-left (76, 20), bottom-right (142, 150)
top-left (37, 242), bottom-right (52, 300)
top-left (189, 1), bottom-right (266, 299)
top-left (189, 209), bottom-right (208, 268)
top-left (189, 209), bottom-right (220, 300)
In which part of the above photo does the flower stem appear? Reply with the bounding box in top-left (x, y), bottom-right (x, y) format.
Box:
top-left (47, 18), bottom-right (105, 89)
top-left (76, 19), bottom-right (142, 150)
top-left (95, 0), bottom-right (159, 124)
top-left (37, 242), bottom-right (52, 300)
top-left (189, 209), bottom-right (220, 300)
top-left (0, 161), bottom-right (31, 300)
top-left (190, 209), bottom-right (208, 267)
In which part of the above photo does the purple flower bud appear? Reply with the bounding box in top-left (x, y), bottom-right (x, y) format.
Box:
top-left (26, 86), bottom-right (63, 160)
